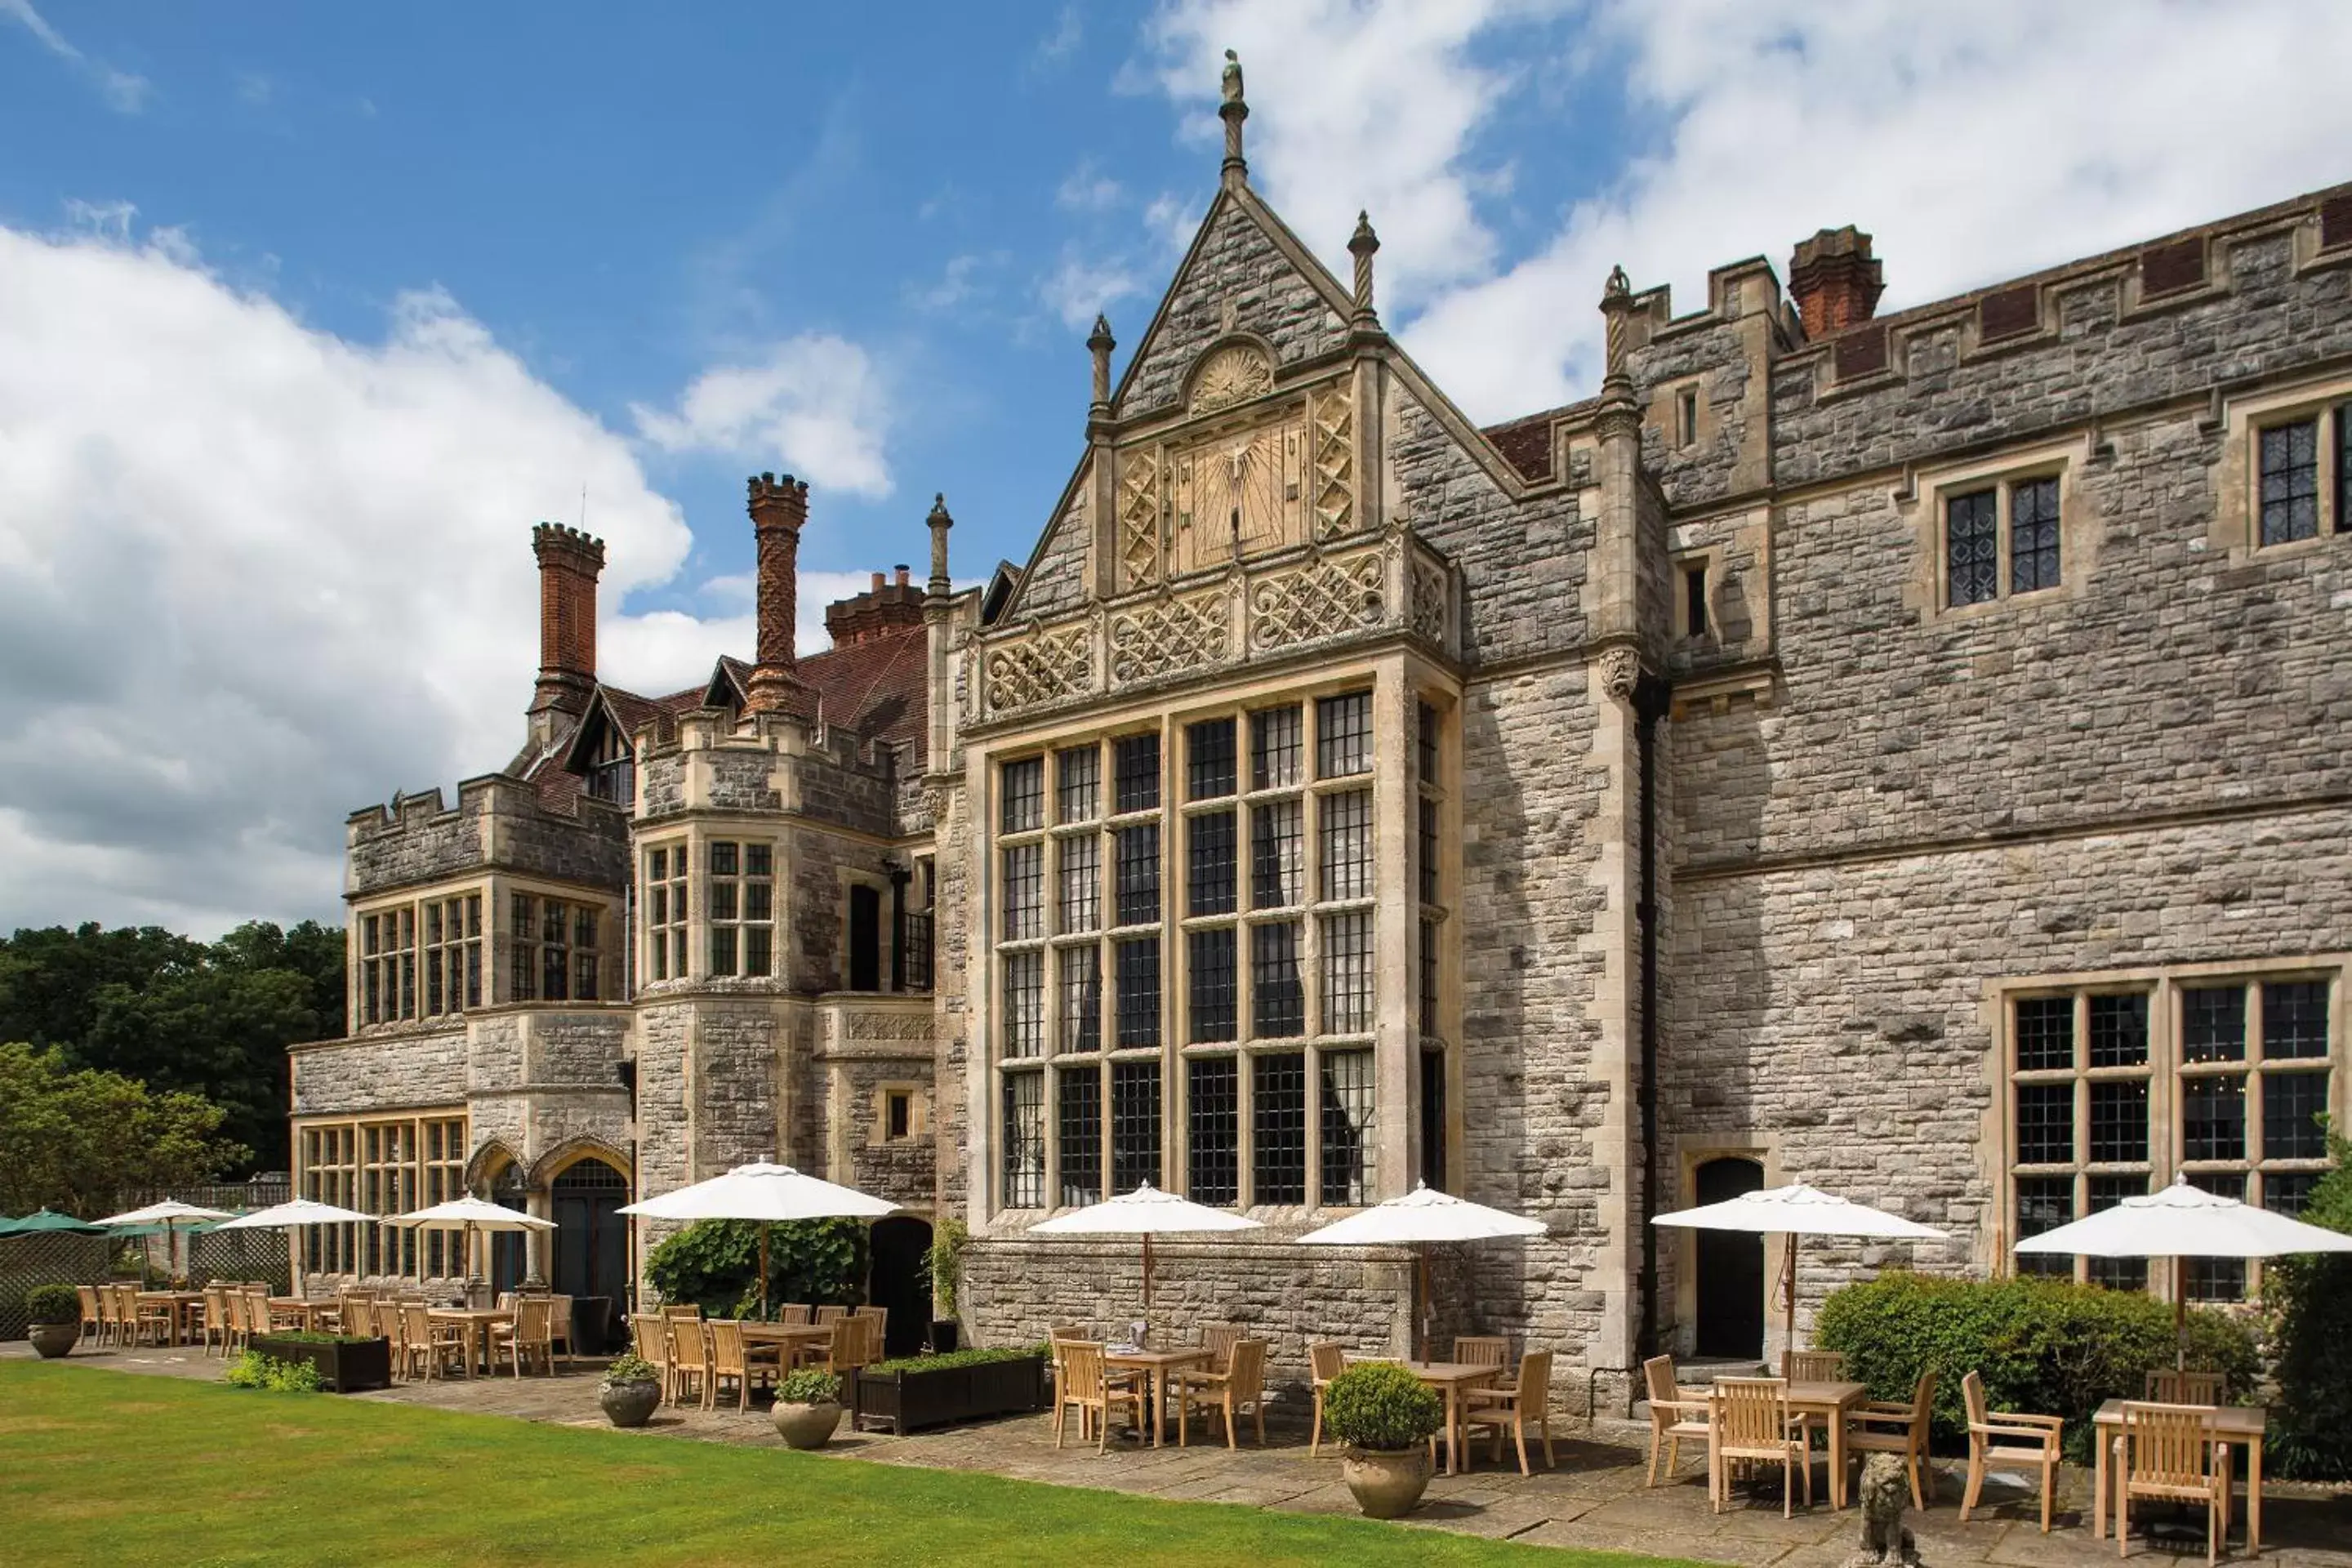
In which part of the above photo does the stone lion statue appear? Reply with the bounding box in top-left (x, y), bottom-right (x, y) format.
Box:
top-left (1846, 1453), bottom-right (1921, 1568)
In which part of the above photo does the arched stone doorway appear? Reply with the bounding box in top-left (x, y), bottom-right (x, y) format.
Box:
top-left (551, 1157), bottom-right (629, 1345)
top-left (867, 1215), bottom-right (933, 1358)
top-left (1693, 1156), bottom-right (1766, 1360)
top-left (488, 1160), bottom-right (529, 1295)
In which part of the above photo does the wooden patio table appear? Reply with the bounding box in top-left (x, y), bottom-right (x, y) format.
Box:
top-left (425, 1307), bottom-right (514, 1377)
top-left (1767, 1379), bottom-right (1870, 1509)
top-left (1368, 1360), bottom-right (1502, 1477)
top-left (136, 1290), bottom-right (206, 1347)
top-left (2091, 1399), bottom-right (2265, 1553)
top-left (738, 1321), bottom-right (836, 1373)
top-left (1105, 1348), bottom-right (1211, 1448)
top-left (267, 1298), bottom-right (343, 1332)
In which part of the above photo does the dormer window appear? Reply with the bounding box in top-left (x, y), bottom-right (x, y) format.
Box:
top-left (586, 721), bottom-right (635, 807)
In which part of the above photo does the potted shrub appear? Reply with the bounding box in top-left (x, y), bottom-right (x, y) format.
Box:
top-left (247, 1330), bottom-right (394, 1393)
top-left (598, 1352), bottom-right (664, 1428)
top-left (1322, 1362), bottom-right (1445, 1519)
top-left (772, 1368), bottom-right (845, 1450)
top-left (24, 1285), bottom-right (82, 1358)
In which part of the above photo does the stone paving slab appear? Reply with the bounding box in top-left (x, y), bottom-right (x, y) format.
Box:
top-left (11, 1340), bottom-right (2349, 1566)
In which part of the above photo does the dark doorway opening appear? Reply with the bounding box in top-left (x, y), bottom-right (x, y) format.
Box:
top-left (552, 1159), bottom-right (629, 1332)
top-left (1693, 1156), bottom-right (1766, 1360)
top-left (849, 885), bottom-right (883, 991)
top-left (868, 1214), bottom-right (933, 1358)
top-left (489, 1163), bottom-right (528, 1295)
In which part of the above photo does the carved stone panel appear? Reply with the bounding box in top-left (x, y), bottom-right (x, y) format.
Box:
top-left (1187, 342), bottom-right (1274, 413)
top-left (1109, 590), bottom-right (1232, 687)
top-left (1310, 380), bottom-right (1355, 541)
top-left (983, 625), bottom-right (1095, 715)
top-left (1249, 550), bottom-right (1386, 653)
top-left (1169, 412), bottom-right (1308, 576)
top-left (1116, 450), bottom-right (1160, 592)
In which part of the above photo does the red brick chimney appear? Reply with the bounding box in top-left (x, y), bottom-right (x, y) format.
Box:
top-left (824, 564), bottom-right (925, 648)
top-left (1788, 226), bottom-right (1884, 339)
top-left (745, 472), bottom-right (808, 714)
top-left (529, 523), bottom-right (604, 724)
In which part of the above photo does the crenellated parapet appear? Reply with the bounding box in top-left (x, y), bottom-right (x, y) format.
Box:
top-left (630, 705), bottom-right (904, 839)
top-left (345, 773), bottom-right (628, 899)
top-left (964, 524), bottom-right (1457, 730)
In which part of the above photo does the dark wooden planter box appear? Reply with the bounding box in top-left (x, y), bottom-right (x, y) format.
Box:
top-left (853, 1354), bottom-right (1048, 1435)
top-left (249, 1335), bottom-right (394, 1394)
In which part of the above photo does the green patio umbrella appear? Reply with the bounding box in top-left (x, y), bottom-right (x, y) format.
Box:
top-left (0, 1209), bottom-right (109, 1236)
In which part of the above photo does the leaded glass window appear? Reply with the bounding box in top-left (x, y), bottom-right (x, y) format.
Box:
top-left (2260, 417), bottom-right (2319, 545)
top-left (1946, 488), bottom-right (1998, 607)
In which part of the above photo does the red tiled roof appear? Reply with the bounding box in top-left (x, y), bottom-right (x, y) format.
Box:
top-left (795, 623), bottom-right (929, 767)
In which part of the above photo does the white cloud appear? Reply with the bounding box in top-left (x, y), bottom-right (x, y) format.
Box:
top-left (0, 215), bottom-right (753, 934)
top-left (1057, 160), bottom-right (1125, 213)
top-left (0, 0), bottom-right (149, 112)
top-left (1145, 0), bottom-right (2352, 424)
top-left (910, 252), bottom-right (988, 313)
top-left (631, 335), bottom-right (893, 501)
top-left (1040, 252), bottom-right (1143, 332)
top-left (1032, 3), bottom-right (1083, 71)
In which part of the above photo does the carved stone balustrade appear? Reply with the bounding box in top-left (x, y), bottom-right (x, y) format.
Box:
top-left (969, 528), bottom-right (1458, 728)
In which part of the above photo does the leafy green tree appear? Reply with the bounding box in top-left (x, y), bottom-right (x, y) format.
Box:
top-left (0, 924), bottom-right (204, 1049)
top-left (644, 1219), bottom-right (869, 1318)
top-left (0, 1041), bottom-right (249, 1215)
top-left (2268, 1129), bottom-right (2352, 1479)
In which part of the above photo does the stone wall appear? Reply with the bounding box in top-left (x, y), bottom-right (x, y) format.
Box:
top-left (346, 778), bottom-right (627, 898)
top-left (291, 1029), bottom-right (466, 1115)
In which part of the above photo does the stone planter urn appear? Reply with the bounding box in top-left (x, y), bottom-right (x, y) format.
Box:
top-left (1341, 1446), bottom-right (1431, 1519)
top-left (598, 1378), bottom-right (662, 1429)
top-left (27, 1321), bottom-right (80, 1360)
top-left (772, 1400), bottom-right (845, 1450)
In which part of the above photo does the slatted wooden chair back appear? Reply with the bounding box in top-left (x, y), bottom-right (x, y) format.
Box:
top-left (815, 1304), bottom-right (848, 1325)
top-left (1512, 1349), bottom-right (1555, 1410)
top-left (514, 1295), bottom-right (553, 1348)
top-left (774, 1303), bottom-right (812, 1325)
top-left (661, 1303), bottom-right (703, 1322)
top-left (400, 1303), bottom-right (435, 1350)
top-left (1454, 1335), bottom-right (1508, 1369)
top-left (629, 1314), bottom-right (666, 1366)
top-left (1713, 1377), bottom-right (1790, 1455)
top-left (1962, 1368), bottom-right (1990, 1427)
top-left (547, 1294), bottom-right (572, 1342)
top-left (709, 1319), bottom-right (746, 1378)
top-left (1307, 1340), bottom-right (1347, 1384)
top-left (1226, 1339), bottom-right (1268, 1400)
top-left (1903, 1368), bottom-right (1938, 1423)
top-left (78, 1285), bottom-right (103, 1336)
top-left (1060, 1339), bottom-right (1108, 1402)
top-left (1643, 1353), bottom-right (1681, 1410)
top-left (2123, 1402), bottom-right (2218, 1490)
top-left (342, 1297), bottom-right (373, 1338)
top-left (2145, 1368), bottom-right (2226, 1405)
top-left (91, 1285), bottom-right (116, 1340)
top-left (1782, 1349), bottom-right (1846, 1383)
top-left (670, 1317), bottom-right (710, 1374)
top-left (1201, 1323), bottom-right (1244, 1371)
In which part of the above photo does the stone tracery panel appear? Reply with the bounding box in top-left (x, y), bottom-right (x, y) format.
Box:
top-left (1310, 381), bottom-right (1355, 541)
top-left (1248, 548), bottom-right (1388, 653)
top-left (1109, 590), bottom-right (1232, 687)
top-left (1117, 448), bottom-right (1162, 591)
top-left (982, 625), bottom-right (1095, 715)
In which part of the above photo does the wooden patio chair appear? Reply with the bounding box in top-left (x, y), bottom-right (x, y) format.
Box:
top-left (1200, 1322), bottom-right (1245, 1374)
top-left (1307, 1341), bottom-right (1348, 1457)
top-left (669, 1318), bottom-right (712, 1408)
top-left (629, 1315), bottom-right (675, 1404)
top-left (815, 1304), bottom-right (848, 1325)
top-left (1644, 1354), bottom-right (1714, 1486)
top-left (773, 1303), bottom-right (813, 1325)
top-left (133, 1288), bottom-right (176, 1347)
top-left (707, 1320), bottom-right (756, 1412)
top-left (1454, 1335), bottom-right (1508, 1370)
top-left (2145, 1369), bottom-right (2227, 1405)
top-left (77, 1285), bottom-right (103, 1346)
top-left (1175, 1338), bottom-right (1268, 1449)
top-left (200, 1283), bottom-right (234, 1356)
top-left (89, 1284), bottom-right (114, 1348)
top-left (546, 1294), bottom-right (573, 1365)
top-left (1961, 1370), bottom-right (2063, 1532)
top-left (1845, 1369), bottom-right (1937, 1508)
top-left (1710, 1377), bottom-right (1812, 1517)
top-left (492, 1295), bottom-right (556, 1379)
top-left (1053, 1340), bottom-right (1144, 1454)
top-left (1782, 1349), bottom-right (1847, 1461)
top-left (2115, 1402), bottom-right (2231, 1565)
top-left (401, 1303), bottom-right (466, 1381)
top-left (1464, 1349), bottom-right (1557, 1476)
top-left (661, 1303), bottom-right (703, 1322)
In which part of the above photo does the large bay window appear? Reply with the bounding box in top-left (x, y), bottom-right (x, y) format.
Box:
top-left (510, 892), bottom-right (605, 1001)
top-left (357, 891), bottom-right (481, 1027)
top-left (2005, 965), bottom-right (2341, 1300)
top-left (298, 1112), bottom-right (468, 1278)
top-left (995, 683), bottom-right (1434, 1214)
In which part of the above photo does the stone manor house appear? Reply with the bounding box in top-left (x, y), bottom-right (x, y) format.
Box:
top-left (291, 73), bottom-right (2352, 1399)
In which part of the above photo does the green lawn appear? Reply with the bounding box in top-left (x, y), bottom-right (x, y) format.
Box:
top-left (0, 1361), bottom-right (1697, 1567)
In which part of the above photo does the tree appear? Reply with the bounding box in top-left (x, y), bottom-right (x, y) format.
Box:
top-left (81, 963), bottom-right (316, 1176)
top-left (0, 1041), bottom-right (248, 1216)
top-left (0, 924), bottom-right (204, 1049)
top-left (2267, 1129), bottom-right (2352, 1480)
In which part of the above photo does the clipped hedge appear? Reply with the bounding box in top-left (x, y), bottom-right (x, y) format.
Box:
top-left (1815, 1271), bottom-right (2257, 1462)
top-left (642, 1218), bottom-right (866, 1320)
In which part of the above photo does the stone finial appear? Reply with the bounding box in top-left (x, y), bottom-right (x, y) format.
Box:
top-left (1348, 211), bottom-right (1380, 322)
top-left (1600, 265), bottom-right (1639, 380)
top-left (1087, 314), bottom-right (1116, 409)
top-left (926, 492), bottom-right (955, 601)
top-left (1218, 49), bottom-right (1249, 188)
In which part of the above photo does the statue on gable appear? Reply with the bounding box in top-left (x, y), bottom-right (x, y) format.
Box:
top-left (1221, 49), bottom-right (1244, 105)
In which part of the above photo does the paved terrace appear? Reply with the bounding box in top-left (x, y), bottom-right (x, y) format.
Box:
top-left (11, 1341), bottom-right (2349, 1566)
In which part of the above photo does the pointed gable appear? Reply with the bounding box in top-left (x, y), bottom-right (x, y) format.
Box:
top-left (1113, 188), bottom-right (1353, 421)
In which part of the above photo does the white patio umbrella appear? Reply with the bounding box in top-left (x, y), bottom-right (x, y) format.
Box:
top-left (1298, 1182), bottom-right (1546, 1358)
top-left (2016, 1174), bottom-right (2352, 1363)
top-left (1651, 1182), bottom-right (1947, 1356)
top-left (97, 1198), bottom-right (237, 1286)
top-left (213, 1197), bottom-right (376, 1298)
top-left (1028, 1182), bottom-right (1263, 1322)
top-left (385, 1196), bottom-right (555, 1296)
top-left (617, 1159), bottom-right (898, 1318)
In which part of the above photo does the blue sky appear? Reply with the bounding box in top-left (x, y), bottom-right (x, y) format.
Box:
top-left (6, 0), bottom-right (2350, 933)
